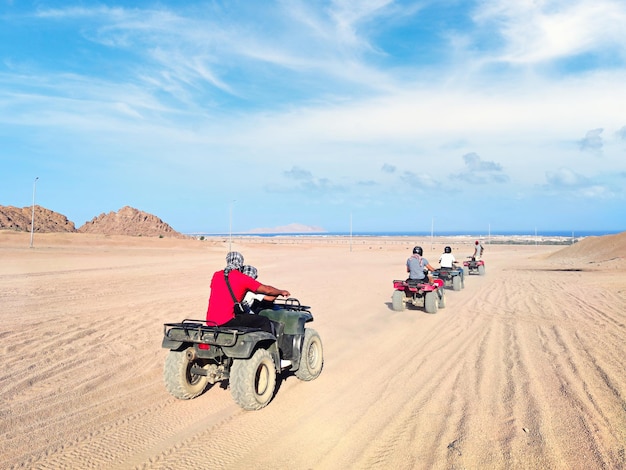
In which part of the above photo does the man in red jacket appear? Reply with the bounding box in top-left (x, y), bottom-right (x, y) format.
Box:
top-left (206, 251), bottom-right (290, 333)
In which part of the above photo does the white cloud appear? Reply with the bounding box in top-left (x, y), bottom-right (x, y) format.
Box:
top-left (473, 0), bottom-right (626, 64)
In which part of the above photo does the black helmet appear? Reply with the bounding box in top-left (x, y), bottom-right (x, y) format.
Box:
top-left (413, 246), bottom-right (423, 255)
top-left (444, 246), bottom-right (451, 253)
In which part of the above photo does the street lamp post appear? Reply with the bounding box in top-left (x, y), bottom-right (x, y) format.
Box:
top-left (30, 176), bottom-right (39, 248)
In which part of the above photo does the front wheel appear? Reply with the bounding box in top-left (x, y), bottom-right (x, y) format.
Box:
top-left (230, 348), bottom-right (276, 410)
top-left (163, 349), bottom-right (210, 400)
top-left (295, 329), bottom-right (324, 381)
top-left (424, 291), bottom-right (438, 314)
top-left (392, 290), bottom-right (406, 311)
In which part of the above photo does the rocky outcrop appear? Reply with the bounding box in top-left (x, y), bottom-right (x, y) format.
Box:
top-left (78, 206), bottom-right (186, 238)
top-left (0, 205), bottom-right (76, 232)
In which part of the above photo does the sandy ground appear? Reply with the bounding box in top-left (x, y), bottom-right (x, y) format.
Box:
top-left (1, 231), bottom-right (625, 470)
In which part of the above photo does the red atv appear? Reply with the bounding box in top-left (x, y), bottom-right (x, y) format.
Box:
top-left (391, 278), bottom-right (445, 313)
top-left (463, 257), bottom-right (485, 276)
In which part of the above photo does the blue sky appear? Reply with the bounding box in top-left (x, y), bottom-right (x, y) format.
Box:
top-left (2, 0), bottom-right (625, 234)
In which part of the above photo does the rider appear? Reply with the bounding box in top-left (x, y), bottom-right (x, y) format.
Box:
top-left (473, 240), bottom-right (484, 260)
top-left (241, 265), bottom-right (278, 313)
top-left (439, 246), bottom-right (461, 269)
top-left (439, 245), bottom-right (463, 282)
top-left (406, 246), bottom-right (435, 284)
top-left (206, 252), bottom-right (290, 333)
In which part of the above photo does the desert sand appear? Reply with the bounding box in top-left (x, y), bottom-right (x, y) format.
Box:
top-left (1, 231), bottom-right (624, 470)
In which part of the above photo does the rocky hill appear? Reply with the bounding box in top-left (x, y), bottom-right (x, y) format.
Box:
top-left (0, 205), bottom-right (76, 232)
top-left (78, 206), bottom-right (186, 238)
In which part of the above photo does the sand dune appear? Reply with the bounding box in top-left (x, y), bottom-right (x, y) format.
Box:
top-left (0, 231), bottom-right (624, 469)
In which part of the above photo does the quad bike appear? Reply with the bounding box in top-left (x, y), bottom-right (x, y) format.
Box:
top-left (432, 267), bottom-right (464, 291)
top-left (391, 278), bottom-right (446, 313)
top-left (463, 257), bottom-right (486, 276)
top-left (161, 299), bottom-right (323, 411)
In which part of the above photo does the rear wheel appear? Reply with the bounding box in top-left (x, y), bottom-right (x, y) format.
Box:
top-left (163, 349), bottom-right (209, 400)
top-left (452, 276), bottom-right (461, 291)
top-left (392, 290), bottom-right (405, 311)
top-left (437, 289), bottom-right (446, 309)
top-left (295, 329), bottom-right (324, 381)
top-left (230, 348), bottom-right (276, 410)
top-left (424, 291), bottom-right (438, 314)
top-left (478, 264), bottom-right (486, 276)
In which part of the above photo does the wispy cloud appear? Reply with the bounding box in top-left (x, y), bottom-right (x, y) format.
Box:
top-left (381, 163), bottom-right (396, 173)
top-left (546, 167), bottom-right (591, 187)
top-left (399, 171), bottom-right (438, 189)
top-left (277, 166), bottom-right (346, 194)
top-left (579, 128), bottom-right (604, 153)
top-left (472, 0), bottom-right (626, 66)
top-left (452, 153), bottom-right (509, 184)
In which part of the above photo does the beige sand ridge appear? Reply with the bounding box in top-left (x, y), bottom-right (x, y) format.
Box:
top-left (0, 231), bottom-right (624, 469)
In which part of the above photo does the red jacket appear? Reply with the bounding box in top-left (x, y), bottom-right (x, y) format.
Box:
top-left (206, 269), bottom-right (261, 325)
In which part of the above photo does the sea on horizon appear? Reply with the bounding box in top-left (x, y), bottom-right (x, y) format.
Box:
top-left (189, 229), bottom-right (621, 238)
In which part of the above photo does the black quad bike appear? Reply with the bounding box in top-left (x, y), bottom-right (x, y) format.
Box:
top-left (161, 299), bottom-right (323, 411)
top-left (432, 267), bottom-right (465, 291)
top-left (463, 257), bottom-right (486, 276)
top-left (391, 278), bottom-right (446, 314)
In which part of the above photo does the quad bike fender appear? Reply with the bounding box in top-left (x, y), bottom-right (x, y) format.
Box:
top-left (221, 331), bottom-right (277, 359)
top-left (432, 279), bottom-right (444, 289)
top-left (162, 337), bottom-right (186, 351)
top-left (266, 341), bottom-right (281, 373)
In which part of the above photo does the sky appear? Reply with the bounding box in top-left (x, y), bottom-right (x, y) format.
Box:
top-left (2, 0), bottom-right (626, 234)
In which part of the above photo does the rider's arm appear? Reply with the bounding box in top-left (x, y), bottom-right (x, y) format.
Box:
top-left (256, 283), bottom-right (290, 298)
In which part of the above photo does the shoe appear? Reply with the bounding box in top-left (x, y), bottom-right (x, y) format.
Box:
top-left (280, 360), bottom-right (291, 368)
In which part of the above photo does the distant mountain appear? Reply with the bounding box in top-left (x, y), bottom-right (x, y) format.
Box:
top-left (0, 205), bottom-right (76, 232)
top-left (78, 206), bottom-right (186, 238)
top-left (0, 204), bottom-right (185, 238)
top-left (247, 223), bottom-right (326, 234)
